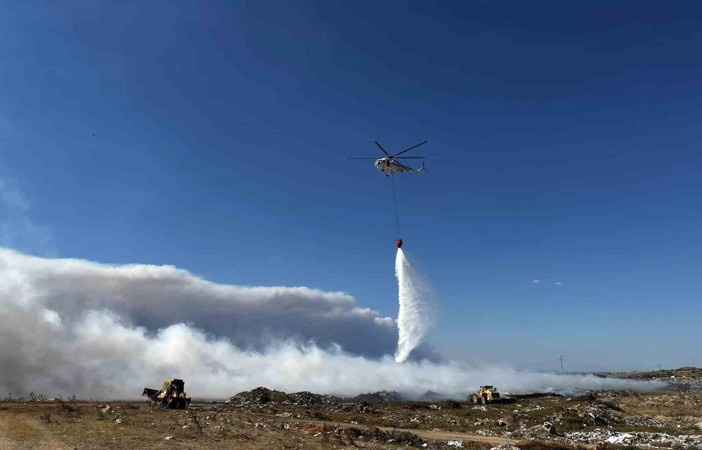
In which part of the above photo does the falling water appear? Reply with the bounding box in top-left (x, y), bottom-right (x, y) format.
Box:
top-left (395, 248), bottom-right (437, 363)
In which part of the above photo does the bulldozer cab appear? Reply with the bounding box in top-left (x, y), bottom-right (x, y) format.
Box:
top-left (163, 379), bottom-right (185, 395)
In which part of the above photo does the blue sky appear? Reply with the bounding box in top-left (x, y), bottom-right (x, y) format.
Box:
top-left (1, 0), bottom-right (701, 371)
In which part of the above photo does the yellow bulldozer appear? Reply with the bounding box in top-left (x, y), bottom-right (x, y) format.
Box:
top-left (142, 378), bottom-right (191, 409)
top-left (471, 385), bottom-right (501, 404)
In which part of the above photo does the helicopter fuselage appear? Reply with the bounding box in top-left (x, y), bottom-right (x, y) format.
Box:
top-left (374, 158), bottom-right (423, 175)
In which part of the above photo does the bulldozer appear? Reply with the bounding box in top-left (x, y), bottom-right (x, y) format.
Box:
top-left (471, 385), bottom-right (501, 404)
top-left (142, 378), bottom-right (191, 409)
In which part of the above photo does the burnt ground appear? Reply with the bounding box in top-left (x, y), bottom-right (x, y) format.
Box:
top-left (1, 377), bottom-right (701, 449)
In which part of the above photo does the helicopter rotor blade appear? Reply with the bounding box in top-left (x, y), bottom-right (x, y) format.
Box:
top-left (347, 157), bottom-right (382, 160)
top-left (374, 141), bottom-right (391, 157)
top-left (394, 156), bottom-right (424, 159)
top-left (391, 140), bottom-right (428, 157)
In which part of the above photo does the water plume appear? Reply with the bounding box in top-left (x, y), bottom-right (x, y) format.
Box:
top-left (395, 248), bottom-right (437, 363)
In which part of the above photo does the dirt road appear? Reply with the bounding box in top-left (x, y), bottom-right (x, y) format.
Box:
top-left (0, 411), bottom-right (69, 450)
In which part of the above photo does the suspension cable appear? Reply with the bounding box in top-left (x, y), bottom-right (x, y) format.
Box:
top-left (390, 174), bottom-right (400, 234)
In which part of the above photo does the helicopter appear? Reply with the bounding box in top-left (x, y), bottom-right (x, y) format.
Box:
top-left (348, 140), bottom-right (428, 176)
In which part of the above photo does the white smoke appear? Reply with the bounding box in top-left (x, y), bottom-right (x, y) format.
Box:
top-left (395, 249), bottom-right (437, 363)
top-left (0, 248), bottom-right (662, 399)
top-left (0, 178), bottom-right (52, 253)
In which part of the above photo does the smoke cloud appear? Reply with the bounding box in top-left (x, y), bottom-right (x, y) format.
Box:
top-left (0, 248), bottom-right (662, 399)
top-left (0, 178), bottom-right (52, 253)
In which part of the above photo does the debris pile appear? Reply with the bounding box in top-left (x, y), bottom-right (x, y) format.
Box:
top-left (344, 427), bottom-right (426, 446)
top-left (621, 415), bottom-right (665, 428)
top-left (313, 426), bottom-right (427, 447)
top-left (228, 387), bottom-right (409, 406)
top-left (227, 387), bottom-right (288, 405)
top-left (285, 391), bottom-right (342, 405)
top-left (331, 401), bottom-right (381, 415)
top-left (221, 385), bottom-right (702, 448)
top-left (658, 376), bottom-right (702, 392)
top-left (490, 445), bottom-right (520, 450)
top-left (443, 400), bottom-right (463, 409)
top-left (350, 390), bottom-right (404, 404)
top-left (429, 400), bottom-right (462, 410)
top-left (571, 402), bottom-right (621, 426)
top-left (565, 429), bottom-right (702, 447)
top-left (517, 422), bottom-right (558, 440)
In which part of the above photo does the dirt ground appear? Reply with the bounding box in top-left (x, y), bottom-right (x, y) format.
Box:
top-left (1, 381), bottom-right (701, 449)
top-left (0, 400), bottom-right (516, 450)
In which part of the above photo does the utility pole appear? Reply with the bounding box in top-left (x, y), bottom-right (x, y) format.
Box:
top-left (559, 355), bottom-right (565, 374)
